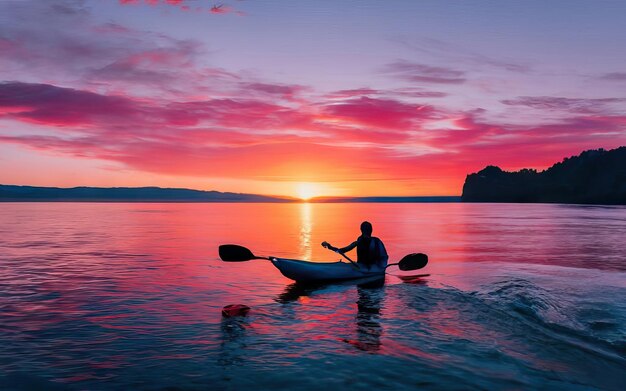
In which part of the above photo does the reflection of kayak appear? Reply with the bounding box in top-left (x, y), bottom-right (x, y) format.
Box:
top-left (270, 257), bottom-right (384, 283)
top-left (276, 274), bottom-right (385, 303)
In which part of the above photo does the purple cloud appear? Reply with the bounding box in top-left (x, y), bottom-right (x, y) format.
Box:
top-left (393, 37), bottom-right (531, 74)
top-left (0, 1), bottom-right (217, 97)
top-left (599, 72), bottom-right (626, 81)
top-left (325, 88), bottom-right (446, 99)
top-left (382, 60), bottom-right (466, 84)
top-left (0, 82), bottom-right (139, 126)
top-left (118, 0), bottom-right (244, 15)
top-left (239, 82), bottom-right (308, 101)
top-left (501, 96), bottom-right (626, 114)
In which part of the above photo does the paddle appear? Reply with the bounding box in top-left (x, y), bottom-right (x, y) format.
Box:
top-left (218, 244), bottom-right (428, 272)
top-left (321, 241), bottom-right (358, 267)
top-left (218, 244), bottom-right (271, 262)
top-left (321, 242), bottom-right (428, 271)
top-left (388, 253), bottom-right (429, 271)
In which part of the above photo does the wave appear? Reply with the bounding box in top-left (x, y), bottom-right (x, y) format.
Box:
top-left (472, 277), bottom-right (626, 360)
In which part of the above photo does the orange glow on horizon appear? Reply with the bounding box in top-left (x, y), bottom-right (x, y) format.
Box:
top-left (295, 182), bottom-right (326, 200)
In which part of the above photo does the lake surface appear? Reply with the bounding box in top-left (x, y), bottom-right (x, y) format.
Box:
top-left (1, 202), bottom-right (625, 390)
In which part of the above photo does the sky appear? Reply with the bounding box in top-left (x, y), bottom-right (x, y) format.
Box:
top-left (0, 0), bottom-right (625, 198)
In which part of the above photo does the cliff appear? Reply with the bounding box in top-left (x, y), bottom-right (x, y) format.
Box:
top-left (462, 147), bottom-right (626, 204)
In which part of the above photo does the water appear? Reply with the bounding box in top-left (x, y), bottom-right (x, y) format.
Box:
top-left (0, 203), bottom-right (625, 390)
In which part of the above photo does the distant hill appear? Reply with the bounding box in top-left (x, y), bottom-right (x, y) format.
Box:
top-left (462, 147), bottom-right (626, 204)
top-left (0, 185), bottom-right (295, 202)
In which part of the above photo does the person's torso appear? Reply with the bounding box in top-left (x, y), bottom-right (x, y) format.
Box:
top-left (357, 236), bottom-right (383, 266)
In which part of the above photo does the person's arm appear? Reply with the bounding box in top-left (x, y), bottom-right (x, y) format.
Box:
top-left (337, 241), bottom-right (358, 254)
top-left (322, 240), bottom-right (357, 253)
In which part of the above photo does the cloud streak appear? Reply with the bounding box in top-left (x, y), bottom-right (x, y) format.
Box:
top-left (382, 60), bottom-right (466, 84)
top-left (599, 72), bottom-right (626, 81)
top-left (118, 0), bottom-right (243, 15)
top-left (393, 36), bottom-right (532, 74)
top-left (501, 96), bottom-right (626, 114)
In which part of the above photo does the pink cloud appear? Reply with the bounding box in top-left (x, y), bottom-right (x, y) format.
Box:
top-left (321, 97), bottom-right (437, 129)
top-left (427, 114), bottom-right (626, 171)
top-left (2, 79), bottom-right (624, 191)
top-left (0, 133), bottom-right (372, 182)
top-left (0, 81), bottom-right (319, 137)
top-left (210, 4), bottom-right (232, 14)
top-left (0, 81), bottom-right (438, 183)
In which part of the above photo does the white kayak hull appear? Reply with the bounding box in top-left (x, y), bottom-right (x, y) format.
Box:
top-left (270, 257), bottom-right (384, 283)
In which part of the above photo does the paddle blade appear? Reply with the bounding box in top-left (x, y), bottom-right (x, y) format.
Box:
top-left (219, 244), bottom-right (256, 262)
top-left (398, 253), bottom-right (428, 271)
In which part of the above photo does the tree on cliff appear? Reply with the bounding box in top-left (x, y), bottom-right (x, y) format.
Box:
top-left (462, 147), bottom-right (626, 204)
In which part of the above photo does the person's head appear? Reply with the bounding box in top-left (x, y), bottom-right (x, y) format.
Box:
top-left (360, 221), bottom-right (373, 237)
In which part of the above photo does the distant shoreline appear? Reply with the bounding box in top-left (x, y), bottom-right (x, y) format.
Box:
top-left (0, 199), bottom-right (462, 203)
top-left (0, 184), bottom-right (459, 203)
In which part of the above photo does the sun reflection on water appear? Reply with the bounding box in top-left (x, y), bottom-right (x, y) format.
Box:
top-left (299, 202), bottom-right (312, 261)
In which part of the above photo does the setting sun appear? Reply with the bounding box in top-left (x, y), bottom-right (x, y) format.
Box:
top-left (295, 182), bottom-right (320, 200)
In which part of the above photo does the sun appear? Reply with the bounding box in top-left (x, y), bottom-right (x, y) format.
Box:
top-left (295, 182), bottom-right (319, 200)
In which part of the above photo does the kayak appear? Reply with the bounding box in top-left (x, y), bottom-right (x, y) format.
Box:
top-left (219, 244), bottom-right (427, 284)
top-left (270, 257), bottom-right (385, 283)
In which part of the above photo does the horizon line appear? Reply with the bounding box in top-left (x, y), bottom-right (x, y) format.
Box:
top-left (0, 183), bottom-right (461, 202)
